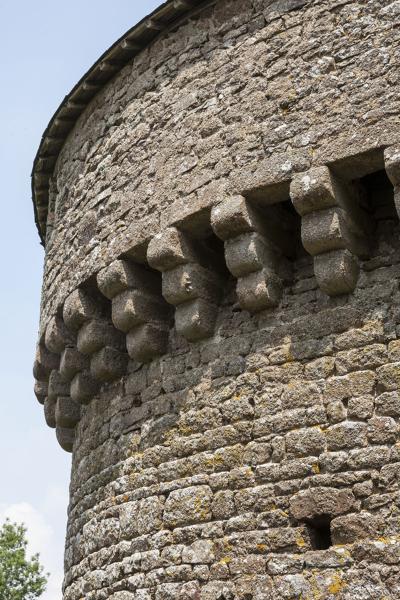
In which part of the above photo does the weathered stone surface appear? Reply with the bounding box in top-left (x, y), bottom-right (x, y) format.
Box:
top-left (55, 396), bottom-right (80, 428)
top-left (34, 380), bottom-right (48, 405)
top-left (97, 259), bottom-right (160, 300)
top-left (45, 315), bottom-right (74, 354)
top-left (59, 347), bottom-right (89, 382)
top-left (90, 347), bottom-right (128, 382)
top-left (314, 249), bottom-right (360, 296)
top-left (331, 512), bottom-right (384, 545)
top-left (111, 290), bottom-right (167, 333)
top-left (63, 289), bottom-right (100, 331)
top-left (126, 323), bottom-right (169, 362)
top-left (70, 371), bottom-right (99, 404)
top-left (163, 486), bottom-right (212, 528)
top-left (290, 487), bottom-right (356, 522)
top-left (47, 370), bottom-right (70, 401)
top-left (33, 344), bottom-right (59, 381)
top-left (77, 318), bottom-right (125, 355)
top-left (55, 426), bottom-right (75, 453)
top-left (175, 299), bottom-right (218, 341)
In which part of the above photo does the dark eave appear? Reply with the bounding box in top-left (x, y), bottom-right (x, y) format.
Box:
top-left (31, 0), bottom-right (212, 246)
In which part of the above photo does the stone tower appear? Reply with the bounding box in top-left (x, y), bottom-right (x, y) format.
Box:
top-left (32, 1), bottom-right (400, 598)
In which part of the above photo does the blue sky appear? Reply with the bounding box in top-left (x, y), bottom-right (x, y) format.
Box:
top-left (0, 1), bottom-right (160, 597)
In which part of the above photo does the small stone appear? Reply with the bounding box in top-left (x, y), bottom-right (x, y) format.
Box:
top-left (163, 485), bottom-right (212, 528)
top-left (348, 395), bottom-right (374, 420)
top-left (285, 427), bottom-right (325, 458)
top-left (331, 512), bottom-right (383, 544)
top-left (182, 540), bottom-right (215, 564)
top-left (326, 422), bottom-right (367, 451)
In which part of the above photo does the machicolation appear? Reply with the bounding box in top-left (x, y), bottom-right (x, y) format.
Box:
top-left (32, 1), bottom-right (400, 598)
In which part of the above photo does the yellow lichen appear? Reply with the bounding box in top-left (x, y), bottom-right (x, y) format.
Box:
top-left (256, 543), bottom-right (267, 552)
top-left (296, 535), bottom-right (306, 548)
top-left (328, 574), bottom-right (347, 595)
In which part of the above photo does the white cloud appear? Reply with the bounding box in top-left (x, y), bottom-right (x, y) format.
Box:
top-left (0, 494), bottom-right (66, 600)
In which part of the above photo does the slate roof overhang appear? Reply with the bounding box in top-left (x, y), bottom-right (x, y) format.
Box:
top-left (31, 0), bottom-right (213, 245)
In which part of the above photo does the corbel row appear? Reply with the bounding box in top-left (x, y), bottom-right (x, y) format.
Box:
top-left (36, 155), bottom-right (398, 451)
top-left (33, 318), bottom-right (80, 452)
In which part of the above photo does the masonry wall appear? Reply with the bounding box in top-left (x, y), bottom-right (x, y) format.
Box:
top-left (41, 0), bottom-right (400, 330)
top-left (33, 0), bottom-right (400, 599)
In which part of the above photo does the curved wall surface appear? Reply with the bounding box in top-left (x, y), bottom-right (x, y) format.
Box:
top-left (33, 1), bottom-right (400, 598)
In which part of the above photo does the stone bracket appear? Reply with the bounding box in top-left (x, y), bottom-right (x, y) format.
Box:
top-left (290, 166), bottom-right (370, 296)
top-left (211, 196), bottom-right (289, 313)
top-left (97, 259), bottom-right (171, 362)
top-left (147, 227), bottom-right (222, 341)
top-left (63, 287), bottom-right (128, 383)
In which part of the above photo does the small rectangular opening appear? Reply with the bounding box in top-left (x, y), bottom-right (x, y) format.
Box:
top-left (307, 517), bottom-right (333, 550)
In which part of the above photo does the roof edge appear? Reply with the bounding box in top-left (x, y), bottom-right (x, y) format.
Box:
top-left (32, 0), bottom-right (214, 245)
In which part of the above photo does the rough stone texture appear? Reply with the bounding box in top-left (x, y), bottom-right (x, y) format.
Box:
top-left (32, 0), bottom-right (400, 598)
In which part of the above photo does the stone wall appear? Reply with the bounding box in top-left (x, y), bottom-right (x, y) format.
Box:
top-left (40, 0), bottom-right (400, 331)
top-left (32, 0), bottom-right (400, 598)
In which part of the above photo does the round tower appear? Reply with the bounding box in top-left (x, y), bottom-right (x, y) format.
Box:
top-left (33, 1), bottom-right (400, 598)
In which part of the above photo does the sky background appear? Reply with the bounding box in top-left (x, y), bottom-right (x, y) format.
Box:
top-left (0, 2), bottom-right (160, 597)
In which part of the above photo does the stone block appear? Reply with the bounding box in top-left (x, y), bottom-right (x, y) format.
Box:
top-left (34, 380), bottom-right (48, 405)
top-left (331, 512), bottom-right (383, 544)
top-left (90, 347), bottom-right (128, 382)
top-left (45, 315), bottom-right (74, 354)
top-left (55, 396), bottom-right (81, 428)
top-left (326, 422), bottom-right (368, 451)
top-left (225, 232), bottom-right (278, 277)
top-left (375, 391), bottom-right (400, 416)
top-left (147, 227), bottom-right (198, 272)
top-left (97, 259), bottom-right (160, 299)
top-left (70, 371), bottom-right (99, 404)
top-left (347, 396), bottom-right (374, 420)
top-left (126, 323), bottom-right (169, 362)
top-left (376, 362), bottom-right (400, 391)
top-left (291, 167), bottom-right (337, 216)
top-left (236, 269), bottom-right (282, 312)
top-left (335, 345), bottom-right (387, 375)
top-left (112, 290), bottom-right (167, 333)
top-left (367, 416), bottom-right (397, 444)
top-left (33, 344), bottom-right (59, 381)
top-left (63, 289), bottom-right (99, 331)
top-left (325, 370), bottom-right (376, 401)
top-left (47, 370), bottom-right (70, 401)
top-left (59, 347), bottom-right (89, 381)
top-left (314, 249), bottom-right (359, 296)
top-left (175, 299), bottom-right (218, 341)
top-left (56, 426), bottom-right (75, 453)
top-left (211, 490), bottom-right (235, 520)
top-left (290, 487), bottom-right (356, 522)
top-left (163, 485), bottom-right (212, 528)
top-left (211, 195), bottom-right (260, 240)
top-left (285, 427), bottom-right (325, 458)
top-left (301, 208), bottom-right (365, 257)
top-left (136, 496), bottom-right (164, 535)
top-left (77, 318), bottom-right (125, 355)
top-left (44, 396), bottom-right (56, 428)
top-left (384, 145), bottom-right (400, 186)
top-left (162, 264), bottom-right (221, 305)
